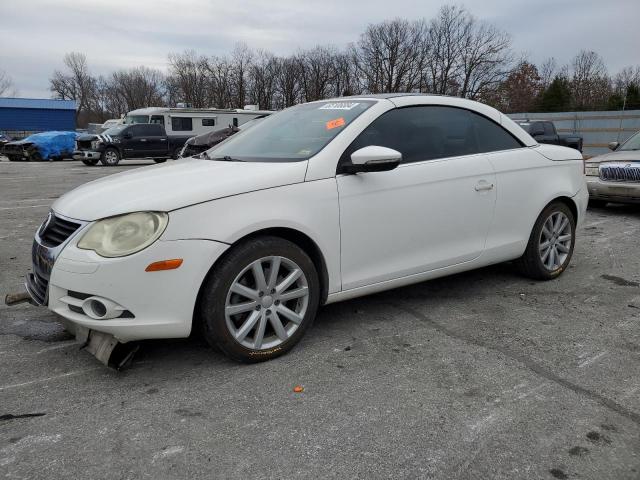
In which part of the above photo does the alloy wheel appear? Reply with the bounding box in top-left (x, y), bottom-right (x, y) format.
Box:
top-left (104, 150), bottom-right (118, 165)
top-left (538, 211), bottom-right (572, 271)
top-left (224, 256), bottom-right (309, 350)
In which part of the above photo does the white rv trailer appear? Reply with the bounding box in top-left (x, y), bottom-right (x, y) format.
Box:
top-left (123, 106), bottom-right (273, 137)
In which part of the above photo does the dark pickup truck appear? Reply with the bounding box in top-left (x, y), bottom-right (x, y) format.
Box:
top-left (74, 124), bottom-right (190, 166)
top-left (515, 120), bottom-right (583, 153)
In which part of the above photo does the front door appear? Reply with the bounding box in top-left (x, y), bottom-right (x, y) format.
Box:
top-left (337, 105), bottom-right (500, 290)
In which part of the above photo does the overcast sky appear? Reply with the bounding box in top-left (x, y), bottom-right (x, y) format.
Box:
top-left (2, 0), bottom-right (639, 98)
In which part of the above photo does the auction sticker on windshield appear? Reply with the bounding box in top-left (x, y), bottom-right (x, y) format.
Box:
top-left (319, 102), bottom-right (360, 110)
top-left (326, 117), bottom-right (346, 130)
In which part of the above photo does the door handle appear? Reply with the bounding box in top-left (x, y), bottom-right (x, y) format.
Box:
top-left (140, 138), bottom-right (147, 142)
top-left (475, 182), bottom-right (494, 192)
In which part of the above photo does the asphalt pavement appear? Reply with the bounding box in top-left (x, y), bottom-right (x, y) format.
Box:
top-left (1, 158), bottom-right (639, 479)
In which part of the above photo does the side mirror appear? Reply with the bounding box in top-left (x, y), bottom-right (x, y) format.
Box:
top-left (608, 141), bottom-right (619, 151)
top-left (343, 146), bottom-right (401, 174)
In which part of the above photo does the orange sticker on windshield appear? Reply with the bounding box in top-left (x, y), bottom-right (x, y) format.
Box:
top-left (326, 117), bottom-right (346, 130)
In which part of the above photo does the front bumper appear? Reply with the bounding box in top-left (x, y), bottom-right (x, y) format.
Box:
top-left (73, 150), bottom-right (102, 161)
top-left (28, 222), bottom-right (229, 342)
top-left (586, 177), bottom-right (640, 204)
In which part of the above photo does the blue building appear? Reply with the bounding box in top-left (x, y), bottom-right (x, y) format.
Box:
top-left (0, 98), bottom-right (76, 136)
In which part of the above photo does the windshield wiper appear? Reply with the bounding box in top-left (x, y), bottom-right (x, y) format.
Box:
top-left (211, 155), bottom-right (243, 162)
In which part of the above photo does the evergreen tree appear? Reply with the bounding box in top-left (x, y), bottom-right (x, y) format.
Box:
top-left (537, 76), bottom-right (572, 112)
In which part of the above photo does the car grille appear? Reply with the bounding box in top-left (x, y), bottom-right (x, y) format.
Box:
top-left (600, 163), bottom-right (640, 183)
top-left (26, 270), bottom-right (48, 305)
top-left (77, 140), bottom-right (92, 149)
top-left (40, 214), bottom-right (81, 248)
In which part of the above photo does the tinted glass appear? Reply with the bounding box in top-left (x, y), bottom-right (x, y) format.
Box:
top-left (207, 100), bottom-right (375, 162)
top-left (202, 118), bottom-right (216, 126)
top-left (341, 106), bottom-right (522, 167)
top-left (543, 122), bottom-right (555, 135)
top-left (619, 131), bottom-right (640, 151)
top-left (150, 115), bottom-right (165, 125)
top-left (103, 125), bottom-right (127, 136)
top-left (172, 117), bottom-right (193, 131)
top-left (124, 115), bottom-right (149, 124)
top-left (135, 124), bottom-right (162, 135)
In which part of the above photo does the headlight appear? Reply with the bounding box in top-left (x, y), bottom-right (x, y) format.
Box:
top-left (585, 164), bottom-right (599, 176)
top-left (77, 212), bottom-right (168, 257)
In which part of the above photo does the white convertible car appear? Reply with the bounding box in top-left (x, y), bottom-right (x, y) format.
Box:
top-left (25, 94), bottom-right (588, 364)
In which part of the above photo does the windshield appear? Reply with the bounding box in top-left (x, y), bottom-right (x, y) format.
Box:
top-left (124, 115), bottom-right (150, 124)
top-left (103, 125), bottom-right (128, 136)
top-left (619, 131), bottom-right (640, 151)
top-left (206, 100), bottom-right (376, 162)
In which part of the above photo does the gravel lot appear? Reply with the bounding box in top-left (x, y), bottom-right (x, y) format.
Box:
top-left (1, 158), bottom-right (639, 480)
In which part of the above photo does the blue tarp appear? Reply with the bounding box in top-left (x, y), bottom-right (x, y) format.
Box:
top-left (18, 131), bottom-right (78, 159)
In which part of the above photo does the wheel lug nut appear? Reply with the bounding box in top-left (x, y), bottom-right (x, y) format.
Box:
top-left (258, 291), bottom-right (264, 297)
top-left (266, 310), bottom-right (271, 315)
top-left (255, 306), bottom-right (260, 310)
top-left (275, 300), bottom-right (280, 305)
top-left (271, 289), bottom-right (276, 294)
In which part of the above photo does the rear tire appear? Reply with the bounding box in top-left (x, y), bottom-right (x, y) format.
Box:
top-left (199, 236), bottom-right (320, 363)
top-left (100, 148), bottom-right (120, 166)
top-left (515, 201), bottom-right (576, 280)
top-left (153, 158), bottom-right (167, 163)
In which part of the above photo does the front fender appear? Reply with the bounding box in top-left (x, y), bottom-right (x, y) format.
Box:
top-left (162, 179), bottom-right (342, 294)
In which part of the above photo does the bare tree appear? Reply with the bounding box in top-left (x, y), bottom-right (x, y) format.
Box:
top-left (229, 43), bottom-right (254, 108)
top-left (297, 46), bottom-right (338, 101)
top-left (246, 50), bottom-right (278, 110)
top-left (458, 21), bottom-right (512, 99)
top-left (570, 50), bottom-right (610, 110)
top-left (613, 66), bottom-right (640, 95)
top-left (354, 18), bottom-right (429, 94)
top-left (167, 50), bottom-right (210, 107)
top-left (102, 67), bottom-right (165, 115)
top-left (204, 56), bottom-right (234, 108)
top-left (0, 70), bottom-right (17, 97)
top-left (426, 5), bottom-right (467, 95)
top-left (273, 56), bottom-right (302, 108)
top-left (49, 52), bottom-right (98, 122)
top-left (539, 57), bottom-right (557, 89)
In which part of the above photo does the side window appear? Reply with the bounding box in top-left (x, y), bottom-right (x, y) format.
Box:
top-left (340, 105), bottom-right (522, 169)
top-left (543, 122), bottom-right (555, 136)
top-left (469, 111), bottom-right (523, 153)
top-left (202, 118), bottom-right (216, 127)
top-left (141, 124), bottom-right (163, 136)
top-left (150, 115), bottom-right (165, 125)
top-left (171, 117), bottom-right (193, 131)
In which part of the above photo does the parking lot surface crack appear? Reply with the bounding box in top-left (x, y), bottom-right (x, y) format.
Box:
top-left (393, 302), bottom-right (640, 426)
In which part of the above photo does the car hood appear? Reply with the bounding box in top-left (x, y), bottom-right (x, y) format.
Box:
top-left (588, 150), bottom-right (640, 163)
top-left (52, 158), bottom-right (309, 221)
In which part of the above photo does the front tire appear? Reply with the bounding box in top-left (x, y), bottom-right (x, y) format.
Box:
top-left (82, 158), bottom-right (99, 166)
top-left (100, 148), bottom-right (120, 166)
top-left (515, 201), bottom-right (576, 280)
top-left (199, 236), bottom-right (320, 363)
